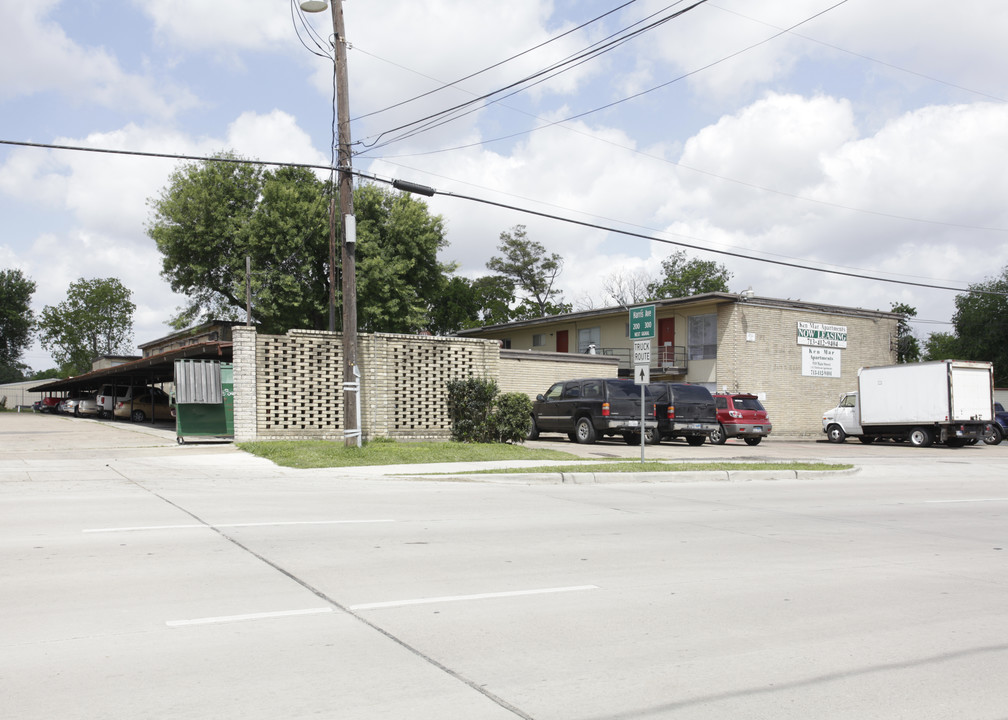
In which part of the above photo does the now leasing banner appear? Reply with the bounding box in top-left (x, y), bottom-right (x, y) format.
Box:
top-left (796, 321), bottom-right (848, 348)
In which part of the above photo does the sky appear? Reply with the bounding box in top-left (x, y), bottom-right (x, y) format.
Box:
top-left (2, 0), bottom-right (1007, 372)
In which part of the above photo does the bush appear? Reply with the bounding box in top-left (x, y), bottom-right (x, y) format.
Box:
top-left (446, 376), bottom-right (499, 443)
top-left (494, 392), bottom-right (533, 444)
top-left (446, 377), bottom-right (532, 444)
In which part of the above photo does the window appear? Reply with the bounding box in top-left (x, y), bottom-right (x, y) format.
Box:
top-left (688, 314), bottom-right (717, 360)
top-left (578, 326), bottom-right (601, 353)
top-left (500, 338), bottom-right (512, 349)
top-left (532, 333), bottom-right (546, 347)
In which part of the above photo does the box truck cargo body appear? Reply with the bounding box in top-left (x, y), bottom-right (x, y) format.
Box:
top-left (822, 360), bottom-right (994, 447)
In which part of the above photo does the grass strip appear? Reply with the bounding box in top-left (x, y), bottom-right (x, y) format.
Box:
top-left (237, 438), bottom-right (574, 469)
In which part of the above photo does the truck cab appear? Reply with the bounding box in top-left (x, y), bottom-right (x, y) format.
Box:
top-left (822, 392), bottom-right (863, 442)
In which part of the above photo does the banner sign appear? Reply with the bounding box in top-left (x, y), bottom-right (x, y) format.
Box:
top-left (802, 346), bottom-right (841, 377)
top-left (796, 321), bottom-right (847, 349)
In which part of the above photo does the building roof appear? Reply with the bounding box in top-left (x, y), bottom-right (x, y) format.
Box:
top-left (29, 342), bottom-right (232, 394)
top-left (456, 292), bottom-right (901, 335)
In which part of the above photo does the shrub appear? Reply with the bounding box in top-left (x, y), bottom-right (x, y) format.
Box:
top-left (446, 376), bottom-right (499, 443)
top-left (494, 392), bottom-right (533, 444)
top-left (446, 378), bottom-right (532, 444)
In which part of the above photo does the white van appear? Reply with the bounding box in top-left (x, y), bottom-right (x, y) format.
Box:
top-left (96, 384), bottom-right (167, 419)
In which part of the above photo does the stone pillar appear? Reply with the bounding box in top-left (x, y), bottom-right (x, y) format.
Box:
top-left (232, 326), bottom-right (258, 442)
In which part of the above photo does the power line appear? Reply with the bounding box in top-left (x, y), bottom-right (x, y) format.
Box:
top-left (359, 1), bottom-right (709, 151)
top-left (3, 137), bottom-right (1004, 299)
top-left (351, 0), bottom-right (640, 123)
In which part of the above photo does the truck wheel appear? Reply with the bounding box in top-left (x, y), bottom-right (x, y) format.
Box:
top-left (622, 433), bottom-right (637, 445)
top-left (526, 416), bottom-right (539, 441)
top-left (709, 424), bottom-right (727, 445)
top-left (826, 424), bottom-right (846, 443)
top-left (644, 428), bottom-right (661, 445)
top-left (574, 417), bottom-right (596, 444)
top-left (984, 425), bottom-right (1003, 445)
top-left (908, 427), bottom-right (933, 447)
top-left (744, 437), bottom-right (762, 446)
top-left (686, 435), bottom-right (706, 446)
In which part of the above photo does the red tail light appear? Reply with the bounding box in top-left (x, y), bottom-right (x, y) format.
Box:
top-left (667, 404), bottom-right (675, 419)
top-left (602, 402), bottom-right (610, 417)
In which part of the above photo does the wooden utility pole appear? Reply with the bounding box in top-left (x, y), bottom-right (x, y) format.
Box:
top-left (331, 0), bottom-right (358, 447)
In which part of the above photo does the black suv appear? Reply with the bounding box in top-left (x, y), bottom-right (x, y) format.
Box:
top-left (649, 382), bottom-right (718, 445)
top-left (527, 378), bottom-right (656, 444)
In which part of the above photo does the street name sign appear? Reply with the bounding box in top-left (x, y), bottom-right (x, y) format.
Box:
top-left (629, 304), bottom-right (656, 340)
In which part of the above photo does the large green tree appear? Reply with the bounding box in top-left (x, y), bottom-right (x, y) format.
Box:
top-left (0, 268), bottom-right (36, 381)
top-left (890, 302), bottom-right (921, 363)
top-left (38, 277), bottom-right (135, 376)
top-left (950, 266), bottom-right (1008, 385)
top-left (646, 250), bottom-right (732, 299)
top-left (486, 225), bottom-right (566, 317)
top-left (147, 155), bottom-right (449, 335)
top-left (354, 183), bottom-right (448, 333)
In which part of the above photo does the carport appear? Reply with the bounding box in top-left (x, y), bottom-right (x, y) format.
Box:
top-left (29, 342), bottom-right (232, 425)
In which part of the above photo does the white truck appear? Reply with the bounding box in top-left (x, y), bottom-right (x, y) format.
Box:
top-left (822, 360), bottom-right (994, 447)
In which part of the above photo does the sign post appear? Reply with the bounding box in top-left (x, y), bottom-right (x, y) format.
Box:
top-left (630, 306), bottom-right (656, 463)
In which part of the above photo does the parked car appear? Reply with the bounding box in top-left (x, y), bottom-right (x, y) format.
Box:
top-left (709, 393), bottom-right (772, 445)
top-left (97, 384), bottom-right (161, 419)
top-left (112, 387), bottom-right (174, 423)
top-left (59, 391), bottom-right (95, 416)
top-left (649, 382), bottom-right (718, 446)
top-left (984, 402), bottom-right (1008, 445)
top-left (527, 378), bottom-right (656, 444)
top-left (77, 395), bottom-right (101, 417)
top-left (35, 396), bottom-right (62, 413)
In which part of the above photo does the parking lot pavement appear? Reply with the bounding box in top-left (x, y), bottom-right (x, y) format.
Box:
top-left (4, 411), bottom-right (1008, 719)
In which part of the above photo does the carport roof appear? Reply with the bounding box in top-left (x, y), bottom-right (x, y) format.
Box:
top-left (28, 342), bottom-right (233, 394)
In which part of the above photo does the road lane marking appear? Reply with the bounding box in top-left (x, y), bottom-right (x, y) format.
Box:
top-left (84, 519), bottom-right (395, 533)
top-left (350, 585), bottom-right (600, 611)
top-left (166, 607), bottom-right (334, 627)
top-left (920, 498), bottom-right (1008, 504)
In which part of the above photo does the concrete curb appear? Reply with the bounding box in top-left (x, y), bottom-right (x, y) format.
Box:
top-left (402, 466), bottom-right (861, 484)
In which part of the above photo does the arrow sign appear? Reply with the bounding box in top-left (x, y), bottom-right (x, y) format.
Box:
top-left (635, 364), bottom-right (650, 384)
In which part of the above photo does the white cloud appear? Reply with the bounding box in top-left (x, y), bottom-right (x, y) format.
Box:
top-left (0, 0), bottom-right (195, 116)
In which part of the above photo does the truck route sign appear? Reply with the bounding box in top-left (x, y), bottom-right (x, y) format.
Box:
top-left (629, 304), bottom-right (656, 340)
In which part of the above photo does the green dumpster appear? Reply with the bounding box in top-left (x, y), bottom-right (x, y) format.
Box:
top-left (174, 360), bottom-right (233, 444)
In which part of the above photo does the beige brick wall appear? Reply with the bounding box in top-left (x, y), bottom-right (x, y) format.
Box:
top-left (498, 350), bottom-right (620, 399)
top-left (234, 329), bottom-right (503, 442)
top-left (717, 302), bottom-right (898, 438)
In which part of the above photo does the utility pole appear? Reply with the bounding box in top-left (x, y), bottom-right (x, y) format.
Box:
top-left (302, 0), bottom-right (358, 447)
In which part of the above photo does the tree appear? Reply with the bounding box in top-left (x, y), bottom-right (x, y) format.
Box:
top-left (486, 225), bottom-right (565, 317)
top-left (354, 183), bottom-right (448, 333)
top-left (147, 155), bottom-right (449, 335)
top-left (646, 250), bottom-right (732, 299)
top-left (890, 302), bottom-right (921, 363)
top-left (923, 331), bottom-right (961, 361)
top-left (603, 268), bottom-right (652, 306)
top-left (0, 268), bottom-right (36, 380)
top-left (950, 266), bottom-right (1008, 385)
top-left (38, 277), bottom-right (135, 376)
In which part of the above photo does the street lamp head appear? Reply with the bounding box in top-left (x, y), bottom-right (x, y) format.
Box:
top-left (299, 1), bottom-right (328, 12)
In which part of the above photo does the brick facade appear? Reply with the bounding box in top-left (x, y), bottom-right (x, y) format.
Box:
top-left (716, 301), bottom-right (897, 438)
top-left (232, 329), bottom-right (615, 442)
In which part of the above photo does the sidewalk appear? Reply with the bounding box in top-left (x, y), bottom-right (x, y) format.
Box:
top-left (0, 411), bottom-right (852, 484)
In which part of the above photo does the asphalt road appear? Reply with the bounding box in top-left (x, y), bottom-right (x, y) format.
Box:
top-left (3, 412), bottom-right (1008, 719)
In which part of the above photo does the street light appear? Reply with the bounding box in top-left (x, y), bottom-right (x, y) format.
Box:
top-left (300, 0), bottom-right (359, 447)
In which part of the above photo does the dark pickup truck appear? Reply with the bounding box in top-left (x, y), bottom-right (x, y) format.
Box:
top-left (649, 382), bottom-right (718, 445)
top-left (527, 378), bottom-right (656, 444)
